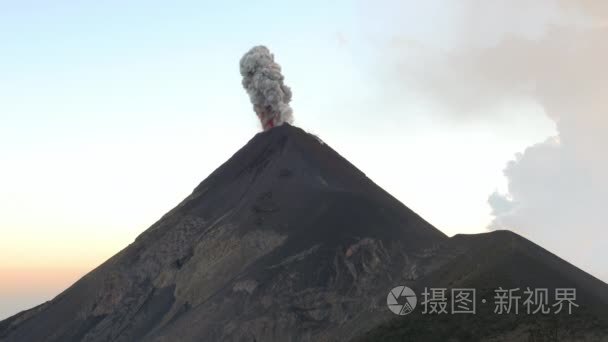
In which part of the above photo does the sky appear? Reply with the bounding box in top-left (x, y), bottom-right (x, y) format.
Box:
top-left (0, 0), bottom-right (605, 319)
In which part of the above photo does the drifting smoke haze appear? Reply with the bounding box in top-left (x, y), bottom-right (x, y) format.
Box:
top-left (364, 0), bottom-right (608, 281)
top-left (485, 1), bottom-right (608, 281)
top-left (240, 46), bottom-right (294, 131)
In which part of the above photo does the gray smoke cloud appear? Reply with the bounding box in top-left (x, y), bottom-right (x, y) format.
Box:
top-left (240, 46), bottom-right (293, 131)
top-left (361, 0), bottom-right (608, 281)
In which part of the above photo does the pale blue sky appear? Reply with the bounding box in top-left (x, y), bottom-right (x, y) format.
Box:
top-left (7, 0), bottom-right (598, 319)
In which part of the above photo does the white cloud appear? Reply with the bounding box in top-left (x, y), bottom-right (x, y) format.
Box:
top-left (360, 0), bottom-right (608, 281)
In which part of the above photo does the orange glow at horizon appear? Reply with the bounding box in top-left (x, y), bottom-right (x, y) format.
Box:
top-left (0, 267), bottom-right (89, 295)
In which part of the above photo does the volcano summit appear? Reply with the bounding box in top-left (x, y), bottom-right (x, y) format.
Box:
top-left (1, 124), bottom-right (607, 341)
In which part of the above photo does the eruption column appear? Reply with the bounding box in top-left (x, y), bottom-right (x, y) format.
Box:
top-left (240, 46), bottom-right (293, 131)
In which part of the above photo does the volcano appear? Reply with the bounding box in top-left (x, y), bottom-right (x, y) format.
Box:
top-left (1, 124), bottom-right (607, 341)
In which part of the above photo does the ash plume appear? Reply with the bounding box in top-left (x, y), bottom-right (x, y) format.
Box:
top-left (240, 46), bottom-right (293, 131)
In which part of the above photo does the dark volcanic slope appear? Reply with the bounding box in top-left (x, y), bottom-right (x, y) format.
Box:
top-left (356, 231), bottom-right (608, 341)
top-left (2, 124), bottom-right (607, 342)
top-left (0, 124), bottom-right (447, 342)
